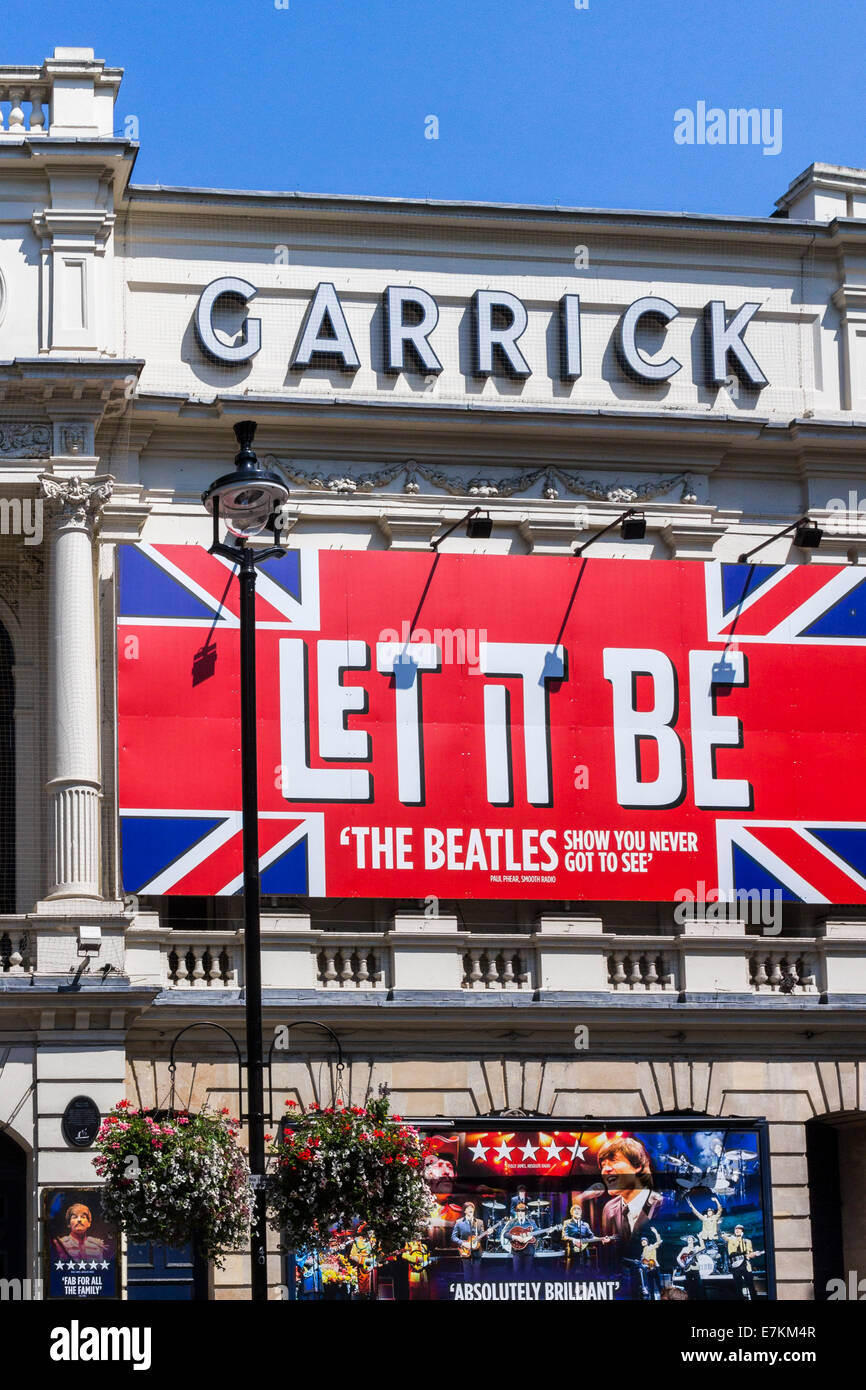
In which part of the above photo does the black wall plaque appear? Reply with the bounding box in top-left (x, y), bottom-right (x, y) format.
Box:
top-left (61, 1096), bottom-right (101, 1149)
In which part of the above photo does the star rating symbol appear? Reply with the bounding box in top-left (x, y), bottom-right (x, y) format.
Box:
top-left (519, 1138), bottom-right (539, 1161)
top-left (570, 1139), bottom-right (587, 1161)
top-left (89, 1261), bottom-right (98, 1270)
top-left (77, 1261), bottom-right (87, 1271)
top-left (469, 1139), bottom-right (488, 1162)
top-left (542, 1137), bottom-right (563, 1161)
top-left (493, 1139), bottom-right (514, 1162)
top-left (54, 1260), bottom-right (64, 1271)
top-left (100, 1260), bottom-right (109, 1270)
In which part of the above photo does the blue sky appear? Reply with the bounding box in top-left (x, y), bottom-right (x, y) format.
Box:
top-left (5, 1), bottom-right (864, 216)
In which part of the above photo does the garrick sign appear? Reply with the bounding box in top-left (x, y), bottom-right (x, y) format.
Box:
top-left (194, 277), bottom-right (770, 390)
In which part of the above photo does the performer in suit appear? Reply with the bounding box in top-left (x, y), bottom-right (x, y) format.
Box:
top-left (676, 1234), bottom-right (705, 1300)
top-left (501, 1201), bottom-right (539, 1275)
top-left (598, 1136), bottom-right (664, 1296)
top-left (451, 1201), bottom-right (485, 1279)
top-left (598, 1137), bottom-right (664, 1249)
top-left (295, 1247), bottom-right (323, 1299)
top-left (509, 1185), bottom-right (531, 1214)
top-left (639, 1226), bottom-right (663, 1300)
top-left (562, 1200), bottom-right (612, 1265)
top-left (349, 1226), bottom-right (379, 1298)
top-left (726, 1225), bottom-right (759, 1300)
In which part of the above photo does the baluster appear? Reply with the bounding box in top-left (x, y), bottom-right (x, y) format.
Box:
top-left (627, 953), bottom-right (643, 990)
top-left (751, 954), bottom-right (767, 990)
top-left (8, 948), bottom-right (23, 974)
top-left (167, 948), bottom-right (179, 985)
top-left (660, 951), bottom-right (675, 991)
top-left (356, 950), bottom-right (370, 987)
top-left (610, 951), bottom-right (626, 989)
top-left (8, 89), bottom-right (25, 133)
top-left (176, 949), bottom-right (191, 985)
top-left (800, 954), bottom-right (816, 991)
top-left (0, 96), bottom-right (6, 134)
top-left (767, 955), bottom-right (783, 991)
top-left (516, 951), bottom-right (531, 989)
top-left (644, 955), bottom-right (660, 990)
top-left (500, 954), bottom-right (516, 990)
top-left (321, 946), bottom-right (338, 988)
top-left (467, 948), bottom-right (483, 990)
top-left (218, 947), bottom-right (231, 986)
top-left (191, 950), bottom-right (205, 986)
top-left (29, 88), bottom-right (45, 134)
top-left (340, 950), bottom-right (354, 988)
top-left (370, 949), bottom-right (382, 988)
top-left (484, 952), bottom-right (499, 989)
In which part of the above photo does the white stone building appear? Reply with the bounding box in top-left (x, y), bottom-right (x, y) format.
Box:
top-left (0, 46), bottom-right (865, 1300)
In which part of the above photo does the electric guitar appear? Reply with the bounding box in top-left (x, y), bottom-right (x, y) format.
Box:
top-left (730, 1247), bottom-right (764, 1270)
top-left (504, 1220), bottom-right (566, 1253)
top-left (563, 1233), bottom-right (611, 1254)
top-left (457, 1218), bottom-right (503, 1257)
top-left (402, 1240), bottom-right (430, 1272)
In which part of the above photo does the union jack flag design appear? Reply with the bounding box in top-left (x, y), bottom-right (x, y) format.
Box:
top-left (710, 562), bottom-right (866, 903)
top-left (117, 548), bottom-right (866, 904)
top-left (118, 543), bottom-right (326, 896)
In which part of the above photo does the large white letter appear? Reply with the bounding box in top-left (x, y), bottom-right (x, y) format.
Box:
top-left (480, 643), bottom-right (566, 805)
top-left (279, 639), bottom-right (371, 800)
top-left (689, 650), bottom-right (752, 808)
top-left (292, 282), bottom-right (360, 371)
top-left (194, 276), bottom-right (261, 364)
top-left (603, 648), bottom-right (684, 806)
top-left (317, 640), bottom-right (371, 762)
top-left (376, 642), bottom-right (441, 804)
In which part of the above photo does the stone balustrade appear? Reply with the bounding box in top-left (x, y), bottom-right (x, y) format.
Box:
top-left (0, 927), bottom-right (31, 974)
top-left (0, 81), bottom-right (47, 135)
top-left (317, 942), bottom-right (386, 990)
top-left (167, 937), bottom-right (238, 988)
top-left (748, 949), bottom-right (818, 993)
top-left (607, 944), bottom-right (679, 991)
top-left (0, 50), bottom-right (122, 140)
top-left (77, 912), bottom-right (866, 998)
top-left (462, 943), bottom-right (533, 990)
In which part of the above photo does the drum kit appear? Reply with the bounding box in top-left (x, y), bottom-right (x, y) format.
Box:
top-left (480, 1197), bottom-right (562, 1255)
top-left (661, 1147), bottom-right (758, 1198)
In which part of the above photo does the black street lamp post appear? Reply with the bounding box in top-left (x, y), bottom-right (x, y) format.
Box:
top-left (203, 421), bottom-right (290, 1302)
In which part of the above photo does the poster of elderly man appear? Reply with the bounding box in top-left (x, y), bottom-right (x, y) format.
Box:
top-left (44, 1189), bottom-right (118, 1300)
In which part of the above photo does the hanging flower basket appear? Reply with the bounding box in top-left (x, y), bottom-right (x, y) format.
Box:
top-left (268, 1095), bottom-right (434, 1257)
top-left (93, 1101), bottom-right (254, 1265)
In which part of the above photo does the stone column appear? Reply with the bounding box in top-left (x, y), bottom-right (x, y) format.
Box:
top-left (39, 474), bottom-right (112, 899)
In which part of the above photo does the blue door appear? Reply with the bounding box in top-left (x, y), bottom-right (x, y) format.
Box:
top-left (126, 1241), bottom-right (208, 1300)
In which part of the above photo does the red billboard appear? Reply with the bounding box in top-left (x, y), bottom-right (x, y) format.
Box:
top-left (118, 546), bottom-right (866, 902)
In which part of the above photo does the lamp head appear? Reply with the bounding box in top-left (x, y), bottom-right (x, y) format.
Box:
top-left (620, 510), bottom-right (647, 540)
top-left (794, 518), bottom-right (822, 550)
top-left (202, 420), bottom-right (290, 539)
top-left (466, 510), bottom-right (493, 539)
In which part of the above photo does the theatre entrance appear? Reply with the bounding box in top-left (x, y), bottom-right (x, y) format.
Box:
top-left (0, 1133), bottom-right (26, 1283)
top-left (807, 1113), bottom-right (866, 1299)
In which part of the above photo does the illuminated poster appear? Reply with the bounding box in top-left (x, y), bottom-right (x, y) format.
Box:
top-left (118, 547), bottom-right (866, 903)
top-left (44, 1188), bottom-right (119, 1300)
top-left (288, 1121), bottom-right (773, 1302)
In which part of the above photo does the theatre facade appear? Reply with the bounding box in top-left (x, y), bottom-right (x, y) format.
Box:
top-left (1, 46), bottom-right (866, 1301)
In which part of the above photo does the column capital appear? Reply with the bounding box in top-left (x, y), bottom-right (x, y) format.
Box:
top-left (39, 472), bottom-right (112, 531)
